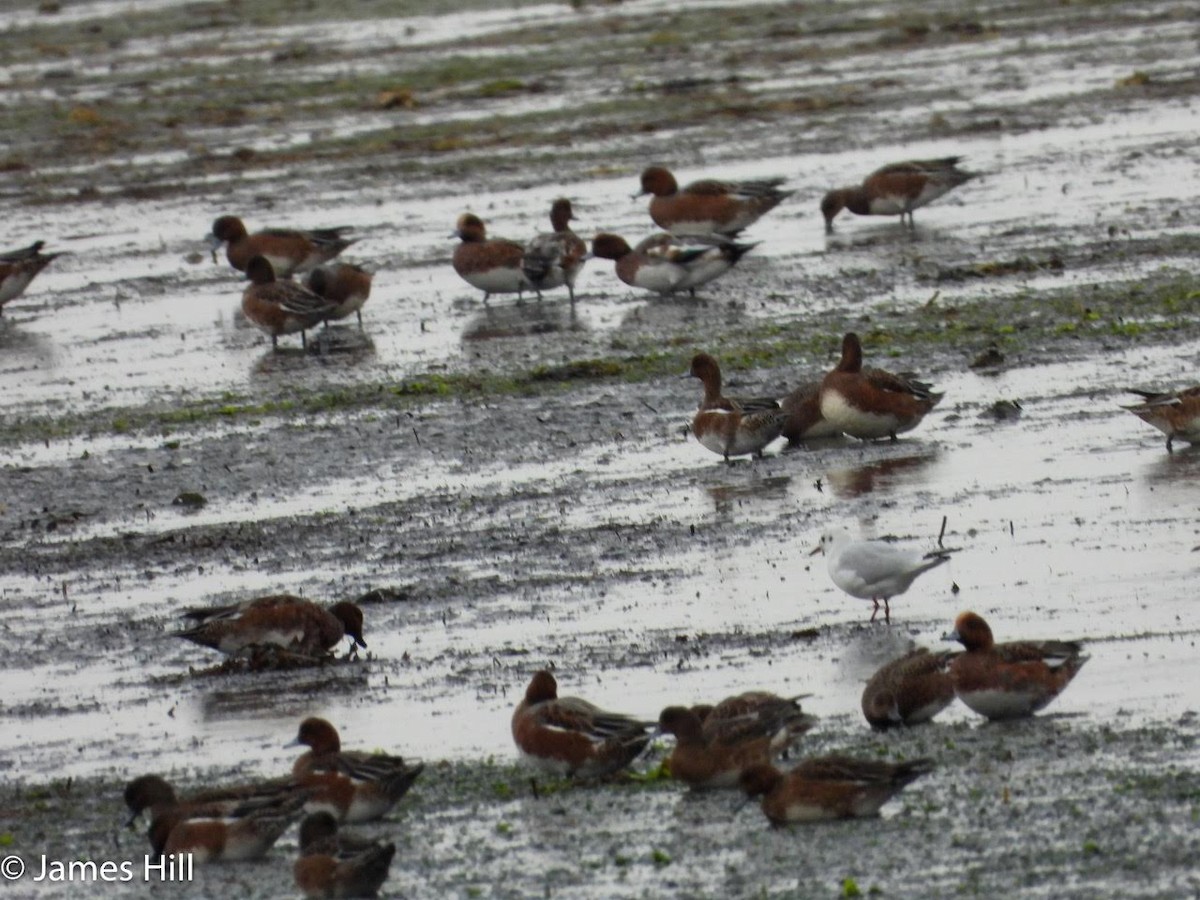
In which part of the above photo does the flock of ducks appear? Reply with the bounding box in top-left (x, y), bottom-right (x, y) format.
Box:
top-left (2, 154), bottom-right (1192, 897)
top-left (122, 590), bottom-right (1087, 896)
top-left (124, 715), bottom-right (417, 898)
top-left (6, 156), bottom-right (1193, 450)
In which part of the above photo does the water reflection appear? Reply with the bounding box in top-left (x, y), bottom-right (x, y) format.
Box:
top-left (823, 451), bottom-right (938, 498)
top-left (197, 665), bottom-right (369, 721)
top-left (461, 298), bottom-right (583, 342)
top-left (251, 328), bottom-right (377, 373)
top-left (1140, 445), bottom-right (1200, 487)
top-left (0, 317), bottom-right (59, 366)
top-left (617, 294), bottom-right (744, 333)
top-left (706, 474), bottom-right (792, 517)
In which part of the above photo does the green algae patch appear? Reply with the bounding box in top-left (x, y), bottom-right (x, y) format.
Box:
top-left (2, 269), bottom-right (1198, 448)
top-left (529, 359), bottom-right (624, 382)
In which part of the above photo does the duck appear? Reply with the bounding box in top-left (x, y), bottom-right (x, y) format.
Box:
top-left (687, 352), bottom-right (786, 461)
top-left (637, 166), bottom-right (791, 236)
top-left (521, 198), bottom-right (588, 302)
top-left (1123, 386), bottom-right (1200, 452)
top-left (208, 215), bottom-right (355, 277)
top-left (739, 756), bottom-right (934, 824)
top-left (591, 232), bottom-right (754, 297)
top-left (861, 647), bottom-right (958, 729)
top-left (290, 717), bottom-right (424, 823)
top-left (124, 774), bottom-right (305, 862)
top-left (821, 157), bottom-right (979, 231)
top-left (175, 594), bottom-right (366, 662)
top-left (304, 263), bottom-right (372, 328)
top-left (944, 611), bottom-right (1089, 720)
top-left (452, 213), bottom-right (531, 302)
top-left (659, 691), bottom-right (816, 789)
top-left (818, 333), bottom-right (942, 440)
top-left (0, 240), bottom-right (62, 313)
top-left (240, 255), bottom-right (339, 350)
top-left (511, 670), bottom-right (652, 780)
top-left (294, 812), bottom-right (396, 899)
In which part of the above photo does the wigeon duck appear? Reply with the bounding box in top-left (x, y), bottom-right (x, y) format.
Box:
top-left (637, 166), bottom-right (791, 236)
top-left (688, 352), bottom-right (786, 461)
top-left (944, 611), bottom-right (1089, 721)
top-left (1123, 386), bottom-right (1200, 452)
top-left (452, 213), bottom-right (531, 302)
top-left (176, 594), bottom-right (366, 662)
top-left (780, 380), bottom-right (841, 444)
top-left (591, 232), bottom-right (754, 297)
top-left (208, 215), bottom-right (356, 277)
top-left (821, 157), bottom-right (979, 231)
top-left (511, 670), bottom-right (653, 780)
top-left (241, 256), bottom-right (339, 350)
top-left (739, 755), bottom-right (934, 825)
top-left (659, 692), bottom-right (816, 789)
top-left (305, 263), bottom-right (372, 328)
top-left (861, 647), bottom-right (957, 730)
top-left (819, 333), bottom-right (943, 440)
top-left (124, 775), bottom-right (306, 862)
top-left (290, 717), bottom-right (424, 824)
top-left (123, 774), bottom-right (307, 828)
top-left (0, 240), bottom-right (62, 313)
top-left (813, 529), bottom-right (958, 624)
top-left (294, 812), bottom-right (396, 899)
top-left (521, 198), bottom-right (588, 303)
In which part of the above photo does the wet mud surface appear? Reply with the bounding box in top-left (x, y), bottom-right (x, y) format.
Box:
top-left (1, 0), bottom-right (1199, 896)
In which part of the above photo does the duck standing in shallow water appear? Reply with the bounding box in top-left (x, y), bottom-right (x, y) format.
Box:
top-left (944, 611), bottom-right (1088, 720)
top-left (591, 232), bottom-right (755, 298)
top-left (821, 157), bottom-right (979, 231)
top-left (687, 352), bottom-right (786, 461)
top-left (175, 594), bottom-right (366, 662)
top-left (452, 213), bottom-right (531, 302)
top-left (818, 333), bottom-right (942, 440)
top-left (637, 166), bottom-right (791, 236)
top-left (522, 198), bottom-right (588, 303)
top-left (304, 263), bottom-right (372, 329)
top-left (240, 256), bottom-right (339, 350)
top-left (779, 379), bottom-right (841, 444)
top-left (1123, 386), bottom-right (1200, 452)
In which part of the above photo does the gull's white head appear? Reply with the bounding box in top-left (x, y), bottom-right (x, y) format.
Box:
top-left (812, 528), bottom-right (853, 556)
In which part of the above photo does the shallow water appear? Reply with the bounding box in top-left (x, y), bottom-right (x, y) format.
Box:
top-left (2, 0), bottom-right (1200, 897)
